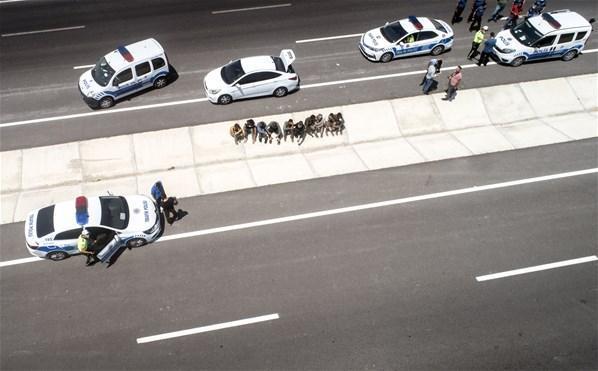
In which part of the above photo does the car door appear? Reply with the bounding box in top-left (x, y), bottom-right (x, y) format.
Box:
top-left (97, 235), bottom-right (123, 263)
top-left (394, 33), bottom-right (418, 57)
top-left (110, 68), bottom-right (141, 99)
top-left (234, 72), bottom-right (280, 98)
top-left (134, 61), bottom-right (153, 89)
top-left (553, 32), bottom-right (575, 57)
top-left (52, 228), bottom-right (83, 254)
top-left (529, 35), bottom-right (557, 60)
top-left (415, 31), bottom-right (441, 55)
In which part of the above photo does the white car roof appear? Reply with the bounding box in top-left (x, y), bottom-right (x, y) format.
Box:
top-left (49, 197), bottom-right (102, 233)
top-left (104, 38), bottom-right (164, 72)
top-left (528, 10), bottom-right (590, 35)
top-left (240, 56), bottom-right (276, 73)
top-left (397, 17), bottom-right (439, 33)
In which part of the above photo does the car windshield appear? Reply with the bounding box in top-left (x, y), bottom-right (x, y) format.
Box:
top-left (510, 20), bottom-right (543, 47)
top-left (91, 57), bottom-right (116, 87)
top-left (99, 196), bottom-right (129, 229)
top-left (220, 60), bottom-right (245, 85)
top-left (380, 22), bottom-right (407, 43)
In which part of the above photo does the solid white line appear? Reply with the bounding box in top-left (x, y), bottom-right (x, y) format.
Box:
top-left (73, 64), bottom-right (94, 70)
top-left (0, 0), bottom-right (28, 3)
top-left (1, 168), bottom-right (596, 269)
top-left (476, 256), bottom-right (598, 282)
top-left (0, 98), bottom-right (208, 128)
top-left (1, 25), bottom-right (85, 37)
top-left (212, 3), bottom-right (291, 14)
top-left (0, 257), bottom-right (43, 268)
top-left (137, 313), bottom-right (279, 344)
top-left (296, 33), bottom-right (363, 44)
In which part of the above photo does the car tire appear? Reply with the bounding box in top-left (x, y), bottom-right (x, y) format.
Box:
top-left (561, 49), bottom-right (578, 62)
top-left (431, 45), bottom-right (445, 56)
top-left (218, 94), bottom-right (232, 105)
top-left (47, 251), bottom-right (69, 261)
top-left (153, 76), bottom-right (168, 89)
top-left (273, 87), bottom-right (288, 97)
top-left (126, 238), bottom-right (147, 248)
top-left (99, 96), bottom-right (114, 109)
top-left (510, 56), bottom-right (525, 67)
top-left (380, 52), bottom-right (393, 63)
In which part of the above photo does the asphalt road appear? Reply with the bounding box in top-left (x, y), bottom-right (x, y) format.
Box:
top-left (1, 139), bottom-right (596, 370)
top-left (1, 0), bottom-right (597, 150)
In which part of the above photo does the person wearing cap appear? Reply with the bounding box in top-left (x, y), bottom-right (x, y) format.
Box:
top-left (469, 1), bottom-right (488, 31)
top-left (467, 26), bottom-right (487, 59)
top-left (78, 229), bottom-right (99, 266)
top-left (478, 32), bottom-right (497, 66)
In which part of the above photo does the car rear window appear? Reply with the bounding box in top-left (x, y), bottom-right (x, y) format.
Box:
top-left (431, 19), bottom-right (447, 33)
top-left (100, 196), bottom-right (129, 230)
top-left (36, 205), bottom-right (55, 237)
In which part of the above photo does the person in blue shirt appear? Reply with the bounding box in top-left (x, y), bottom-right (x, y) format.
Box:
top-left (478, 32), bottom-right (497, 66)
top-left (469, 1), bottom-right (488, 31)
top-left (452, 0), bottom-right (468, 24)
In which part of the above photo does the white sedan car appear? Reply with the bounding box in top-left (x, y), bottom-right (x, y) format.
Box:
top-left (204, 49), bottom-right (299, 104)
top-left (359, 16), bottom-right (454, 62)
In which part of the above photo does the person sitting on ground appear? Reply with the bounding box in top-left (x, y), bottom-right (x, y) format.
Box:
top-left (283, 119), bottom-right (295, 142)
top-left (256, 121), bottom-right (269, 143)
top-left (78, 229), bottom-right (99, 266)
top-left (267, 121), bottom-right (283, 144)
top-left (229, 123), bottom-right (245, 145)
top-left (244, 119), bottom-right (257, 143)
top-left (294, 120), bottom-right (306, 145)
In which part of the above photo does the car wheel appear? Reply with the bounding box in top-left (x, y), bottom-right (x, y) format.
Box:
top-left (380, 52), bottom-right (393, 63)
top-left (47, 251), bottom-right (69, 261)
top-left (511, 56), bottom-right (525, 67)
top-left (218, 94), bottom-right (232, 105)
top-left (99, 96), bottom-right (114, 109)
top-left (153, 76), bottom-right (168, 89)
top-left (561, 49), bottom-right (578, 62)
top-left (431, 45), bottom-right (445, 56)
top-left (273, 87), bottom-right (288, 97)
top-left (126, 238), bottom-right (147, 248)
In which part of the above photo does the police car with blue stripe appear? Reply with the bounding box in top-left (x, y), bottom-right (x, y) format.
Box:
top-left (493, 10), bottom-right (595, 67)
top-left (24, 195), bottom-right (162, 262)
top-left (359, 16), bottom-right (454, 63)
top-left (78, 38), bottom-right (170, 109)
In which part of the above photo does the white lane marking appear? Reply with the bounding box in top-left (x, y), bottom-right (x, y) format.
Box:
top-left (3, 48), bottom-right (598, 129)
top-left (137, 313), bottom-right (279, 344)
top-left (476, 256), bottom-right (598, 282)
top-left (1, 25), bottom-right (85, 37)
top-left (296, 33), bottom-right (363, 44)
top-left (1, 168), bottom-right (596, 268)
top-left (0, 256), bottom-right (42, 268)
top-left (212, 3), bottom-right (291, 14)
top-left (0, 98), bottom-right (208, 128)
top-left (0, 0), bottom-right (28, 3)
top-left (73, 64), bottom-right (94, 70)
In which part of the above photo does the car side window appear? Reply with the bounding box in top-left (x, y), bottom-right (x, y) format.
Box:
top-left (152, 57), bottom-right (166, 70)
top-left (400, 34), bottom-right (416, 44)
top-left (237, 73), bottom-right (260, 85)
top-left (534, 35), bottom-right (556, 48)
top-left (114, 68), bottom-right (133, 85)
top-left (417, 31), bottom-right (438, 41)
top-left (557, 33), bottom-right (575, 44)
top-left (255, 72), bottom-right (281, 81)
top-left (135, 61), bottom-right (151, 77)
top-left (575, 31), bottom-right (587, 40)
top-left (54, 228), bottom-right (83, 240)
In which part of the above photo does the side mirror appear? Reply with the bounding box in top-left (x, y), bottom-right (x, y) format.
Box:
top-left (589, 18), bottom-right (595, 24)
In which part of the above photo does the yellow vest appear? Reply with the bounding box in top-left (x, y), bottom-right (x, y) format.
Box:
top-left (77, 236), bottom-right (89, 253)
top-left (473, 30), bottom-right (485, 44)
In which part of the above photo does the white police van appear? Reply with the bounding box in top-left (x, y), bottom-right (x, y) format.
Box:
top-left (493, 10), bottom-right (595, 67)
top-left (24, 195), bottom-right (162, 262)
top-left (78, 38), bottom-right (170, 109)
top-left (359, 16), bottom-right (454, 63)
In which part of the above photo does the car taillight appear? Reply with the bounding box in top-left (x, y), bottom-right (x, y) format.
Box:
top-left (288, 75), bottom-right (298, 80)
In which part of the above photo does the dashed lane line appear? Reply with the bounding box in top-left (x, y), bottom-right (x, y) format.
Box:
top-left (1, 25), bottom-right (85, 37)
top-left (476, 255), bottom-right (598, 282)
top-left (212, 3), bottom-right (291, 14)
top-left (2, 167), bottom-right (596, 269)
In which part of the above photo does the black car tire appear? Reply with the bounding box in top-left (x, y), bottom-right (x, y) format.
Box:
top-left (431, 45), bottom-right (445, 56)
top-left (99, 96), bottom-right (114, 109)
top-left (273, 87), bottom-right (288, 97)
top-left (380, 52), bottom-right (393, 63)
top-left (126, 238), bottom-right (147, 248)
top-left (511, 56), bottom-right (525, 67)
top-left (561, 49), bottom-right (578, 62)
top-left (47, 251), bottom-right (69, 261)
top-left (153, 76), bottom-right (168, 89)
top-left (218, 94), bottom-right (233, 105)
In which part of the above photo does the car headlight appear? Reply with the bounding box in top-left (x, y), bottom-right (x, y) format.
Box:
top-left (143, 222), bottom-right (160, 235)
top-left (208, 88), bottom-right (220, 94)
top-left (502, 48), bottom-right (516, 53)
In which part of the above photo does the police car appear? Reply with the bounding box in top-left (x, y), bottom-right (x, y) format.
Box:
top-left (204, 49), bottom-right (298, 104)
top-left (78, 38), bottom-right (170, 109)
top-left (359, 16), bottom-right (454, 62)
top-left (493, 10), bottom-right (595, 67)
top-left (24, 195), bottom-right (162, 261)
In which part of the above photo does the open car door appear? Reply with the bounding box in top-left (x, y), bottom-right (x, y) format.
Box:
top-left (279, 49), bottom-right (296, 72)
top-left (97, 235), bottom-right (123, 263)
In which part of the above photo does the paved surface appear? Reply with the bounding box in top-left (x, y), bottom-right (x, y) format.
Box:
top-left (1, 139), bottom-right (596, 369)
top-left (1, 0), bottom-right (597, 150)
top-left (2, 74), bottom-right (596, 224)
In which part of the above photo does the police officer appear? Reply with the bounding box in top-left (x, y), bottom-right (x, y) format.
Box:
top-left (78, 229), bottom-right (99, 266)
top-left (467, 26), bottom-right (487, 59)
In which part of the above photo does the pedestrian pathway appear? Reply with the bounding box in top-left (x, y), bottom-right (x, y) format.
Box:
top-left (1, 73), bottom-right (596, 225)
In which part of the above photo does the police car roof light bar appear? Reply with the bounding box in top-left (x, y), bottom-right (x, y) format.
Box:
top-left (408, 16), bottom-right (423, 30)
top-left (75, 196), bottom-right (89, 226)
top-left (117, 46), bottom-right (135, 62)
top-left (542, 13), bottom-right (562, 29)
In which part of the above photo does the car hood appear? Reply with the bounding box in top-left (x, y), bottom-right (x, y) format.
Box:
top-left (495, 30), bottom-right (523, 49)
top-left (124, 195), bottom-right (158, 232)
top-left (362, 27), bottom-right (391, 49)
top-left (204, 68), bottom-right (229, 91)
top-left (78, 69), bottom-right (101, 98)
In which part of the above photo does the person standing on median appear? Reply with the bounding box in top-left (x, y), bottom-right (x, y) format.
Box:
top-left (478, 32), bottom-right (497, 66)
top-left (467, 26), bottom-right (487, 60)
top-left (422, 59), bottom-right (440, 95)
top-left (443, 66), bottom-right (462, 102)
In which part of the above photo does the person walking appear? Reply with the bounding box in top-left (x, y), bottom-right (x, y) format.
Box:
top-left (467, 0), bottom-right (486, 22)
top-left (526, 0), bottom-right (545, 17)
top-left (504, 0), bottom-right (525, 29)
top-left (442, 66), bottom-right (463, 102)
top-left (452, 0), bottom-right (468, 24)
top-left (477, 32), bottom-right (497, 66)
top-left (467, 26), bottom-right (487, 59)
top-left (488, 0), bottom-right (508, 22)
top-left (422, 59), bottom-right (439, 95)
top-left (469, 1), bottom-right (487, 31)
